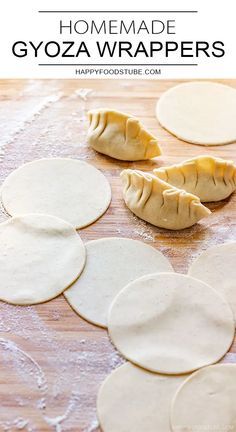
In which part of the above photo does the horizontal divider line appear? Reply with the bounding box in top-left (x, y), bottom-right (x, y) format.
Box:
top-left (38, 10), bottom-right (198, 13)
top-left (38, 63), bottom-right (198, 66)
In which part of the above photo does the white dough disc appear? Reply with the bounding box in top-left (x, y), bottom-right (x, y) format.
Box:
top-left (156, 82), bottom-right (236, 145)
top-left (189, 242), bottom-right (236, 325)
top-left (64, 238), bottom-right (173, 328)
top-left (108, 273), bottom-right (234, 374)
top-left (0, 214), bottom-right (86, 305)
top-left (1, 158), bottom-right (111, 229)
top-left (171, 364), bottom-right (236, 432)
top-left (97, 362), bottom-right (189, 432)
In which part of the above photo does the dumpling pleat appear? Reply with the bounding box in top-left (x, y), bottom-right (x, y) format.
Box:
top-left (121, 169), bottom-right (211, 230)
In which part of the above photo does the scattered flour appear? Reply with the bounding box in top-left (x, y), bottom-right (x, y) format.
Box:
top-left (132, 214), bottom-right (154, 241)
top-left (0, 338), bottom-right (47, 393)
top-left (0, 417), bottom-right (33, 432)
top-left (85, 419), bottom-right (99, 432)
top-left (0, 302), bottom-right (123, 431)
top-left (44, 392), bottom-right (81, 432)
top-left (0, 93), bottom-right (63, 156)
top-left (70, 88), bottom-right (93, 101)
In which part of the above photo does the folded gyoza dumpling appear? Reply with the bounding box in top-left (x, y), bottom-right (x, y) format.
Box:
top-left (121, 169), bottom-right (211, 230)
top-left (153, 156), bottom-right (236, 202)
top-left (87, 109), bottom-right (161, 161)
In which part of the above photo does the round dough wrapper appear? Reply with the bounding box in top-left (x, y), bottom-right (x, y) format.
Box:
top-left (1, 158), bottom-right (111, 229)
top-left (97, 362), bottom-right (189, 432)
top-left (0, 214), bottom-right (86, 305)
top-left (189, 243), bottom-right (236, 326)
top-left (108, 273), bottom-right (234, 374)
top-left (171, 364), bottom-right (236, 432)
top-left (156, 82), bottom-right (236, 145)
top-left (64, 238), bottom-right (173, 328)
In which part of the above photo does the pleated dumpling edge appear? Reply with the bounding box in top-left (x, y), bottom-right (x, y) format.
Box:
top-left (87, 108), bottom-right (161, 161)
top-left (120, 169), bottom-right (211, 230)
top-left (153, 155), bottom-right (236, 202)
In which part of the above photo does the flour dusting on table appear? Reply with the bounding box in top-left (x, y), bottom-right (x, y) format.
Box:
top-left (0, 303), bottom-right (122, 431)
top-left (0, 83), bottom-right (123, 431)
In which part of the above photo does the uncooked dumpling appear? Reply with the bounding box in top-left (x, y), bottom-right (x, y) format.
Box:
top-left (64, 237), bottom-right (173, 328)
top-left (1, 158), bottom-right (111, 229)
top-left (156, 81), bottom-right (236, 145)
top-left (171, 364), bottom-right (236, 432)
top-left (108, 273), bottom-right (234, 374)
top-left (0, 214), bottom-right (86, 305)
top-left (121, 169), bottom-right (211, 230)
top-left (189, 242), bottom-right (236, 325)
top-left (97, 362), bottom-right (189, 432)
top-left (87, 108), bottom-right (161, 161)
top-left (154, 156), bottom-right (236, 202)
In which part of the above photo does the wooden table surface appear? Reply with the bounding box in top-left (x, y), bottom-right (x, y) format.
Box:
top-left (0, 79), bottom-right (235, 432)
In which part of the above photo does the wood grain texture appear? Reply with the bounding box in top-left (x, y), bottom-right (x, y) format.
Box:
top-left (0, 79), bottom-right (235, 431)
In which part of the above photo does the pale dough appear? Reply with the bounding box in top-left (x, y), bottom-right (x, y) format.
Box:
top-left (1, 158), bottom-right (111, 229)
top-left (154, 156), bottom-right (236, 202)
top-left (189, 242), bottom-right (236, 325)
top-left (108, 273), bottom-right (234, 374)
top-left (64, 238), bottom-right (173, 328)
top-left (171, 364), bottom-right (236, 432)
top-left (88, 108), bottom-right (161, 161)
top-left (0, 214), bottom-right (86, 305)
top-left (97, 362), bottom-right (189, 432)
top-left (121, 169), bottom-right (211, 230)
top-left (156, 82), bottom-right (236, 145)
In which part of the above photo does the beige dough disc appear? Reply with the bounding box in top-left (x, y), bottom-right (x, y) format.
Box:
top-left (1, 158), bottom-right (111, 229)
top-left (0, 214), bottom-right (86, 305)
top-left (189, 242), bottom-right (236, 326)
top-left (171, 364), bottom-right (236, 432)
top-left (97, 362), bottom-right (189, 432)
top-left (64, 238), bottom-right (173, 328)
top-left (156, 82), bottom-right (236, 145)
top-left (108, 273), bottom-right (234, 374)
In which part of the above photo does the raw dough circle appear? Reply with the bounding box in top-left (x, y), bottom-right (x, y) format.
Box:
top-left (189, 242), bottom-right (236, 326)
top-left (108, 273), bottom-right (234, 374)
top-left (171, 364), bottom-right (236, 432)
top-left (156, 82), bottom-right (236, 145)
top-left (64, 238), bottom-right (173, 328)
top-left (1, 158), bottom-right (111, 229)
top-left (97, 362), bottom-right (188, 432)
top-left (0, 214), bottom-right (86, 305)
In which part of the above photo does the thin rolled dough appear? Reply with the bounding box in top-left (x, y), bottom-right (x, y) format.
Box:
top-left (189, 242), bottom-right (236, 325)
top-left (64, 238), bottom-right (173, 328)
top-left (97, 362), bottom-right (189, 432)
top-left (1, 158), bottom-right (111, 229)
top-left (156, 82), bottom-right (236, 145)
top-left (108, 273), bottom-right (234, 374)
top-left (171, 364), bottom-right (236, 432)
top-left (0, 214), bottom-right (86, 305)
